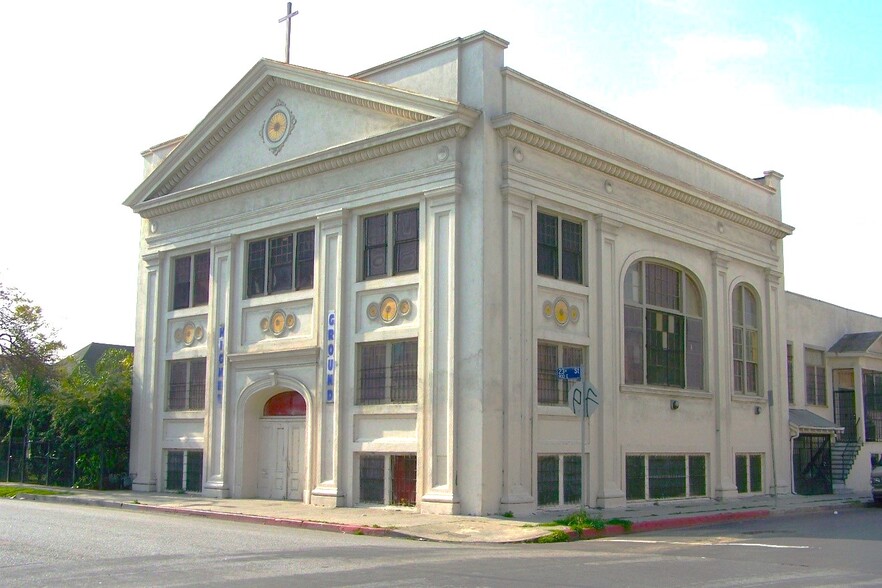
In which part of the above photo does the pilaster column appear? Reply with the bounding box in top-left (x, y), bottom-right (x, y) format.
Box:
top-left (203, 237), bottom-right (233, 497)
top-left (595, 215), bottom-right (625, 508)
top-left (763, 268), bottom-right (790, 495)
top-left (712, 252), bottom-right (738, 499)
top-left (130, 252), bottom-right (161, 492)
top-left (421, 186), bottom-right (461, 514)
top-left (499, 188), bottom-right (533, 513)
top-left (311, 209), bottom-right (347, 506)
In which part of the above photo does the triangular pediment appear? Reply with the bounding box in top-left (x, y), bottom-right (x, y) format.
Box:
top-left (125, 59), bottom-right (477, 214)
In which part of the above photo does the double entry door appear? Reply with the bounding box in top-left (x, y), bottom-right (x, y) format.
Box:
top-left (258, 418), bottom-right (305, 500)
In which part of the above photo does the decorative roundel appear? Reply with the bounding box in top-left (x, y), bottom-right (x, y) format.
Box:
top-left (260, 318), bottom-right (270, 332)
top-left (569, 306), bottom-right (580, 324)
top-left (285, 314), bottom-right (296, 329)
top-left (543, 301), bottom-right (553, 318)
top-left (399, 299), bottom-right (412, 317)
top-left (380, 296), bottom-right (399, 323)
top-left (194, 326), bottom-right (205, 341)
top-left (266, 110), bottom-right (288, 143)
top-left (182, 322), bottom-right (196, 346)
top-left (261, 100), bottom-right (296, 155)
top-left (367, 302), bottom-right (380, 320)
top-left (554, 298), bottom-right (570, 326)
top-left (174, 329), bottom-right (183, 343)
top-left (270, 310), bottom-right (287, 336)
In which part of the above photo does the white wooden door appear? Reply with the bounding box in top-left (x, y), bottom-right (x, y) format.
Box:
top-left (258, 419), bottom-right (305, 500)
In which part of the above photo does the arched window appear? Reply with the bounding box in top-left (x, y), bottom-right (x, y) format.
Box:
top-left (732, 284), bottom-right (760, 394)
top-left (263, 391), bottom-right (307, 416)
top-left (624, 261), bottom-right (704, 389)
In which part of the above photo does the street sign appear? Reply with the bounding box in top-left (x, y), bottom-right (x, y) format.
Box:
top-left (557, 366), bottom-right (582, 381)
top-left (569, 380), bottom-right (601, 418)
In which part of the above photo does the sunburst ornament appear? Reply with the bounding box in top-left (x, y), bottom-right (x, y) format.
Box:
top-left (554, 298), bottom-right (570, 326)
top-left (380, 296), bottom-right (399, 323)
top-left (260, 100), bottom-right (296, 155)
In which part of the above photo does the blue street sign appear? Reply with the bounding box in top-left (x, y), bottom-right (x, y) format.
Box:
top-left (557, 366), bottom-right (582, 381)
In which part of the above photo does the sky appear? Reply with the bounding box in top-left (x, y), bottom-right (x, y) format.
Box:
top-left (0, 0), bottom-right (880, 355)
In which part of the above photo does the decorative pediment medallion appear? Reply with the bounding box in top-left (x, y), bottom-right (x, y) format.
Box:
top-left (260, 99), bottom-right (296, 156)
top-left (260, 309), bottom-right (297, 338)
top-left (542, 297), bottom-right (580, 327)
top-left (367, 294), bottom-right (414, 325)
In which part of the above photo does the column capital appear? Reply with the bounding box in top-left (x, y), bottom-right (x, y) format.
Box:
top-left (764, 268), bottom-right (783, 285)
top-left (595, 215), bottom-right (623, 236)
top-left (711, 251), bottom-right (732, 270)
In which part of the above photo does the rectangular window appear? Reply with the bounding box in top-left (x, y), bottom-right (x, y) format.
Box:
top-left (173, 251), bottom-right (210, 309)
top-left (625, 454), bottom-right (707, 501)
top-left (357, 340), bottom-right (418, 404)
top-left (246, 229), bottom-right (315, 297)
top-left (537, 342), bottom-right (583, 406)
top-left (805, 348), bottom-right (826, 406)
top-left (167, 358), bottom-right (206, 411)
top-left (646, 310), bottom-right (684, 387)
top-left (166, 450), bottom-right (203, 492)
top-left (787, 342), bottom-right (794, 404)
top-left (363, 208), bottom-right (419, 279)
top-left (359, 454), bottom-right (417, 506)
top-left (359, 455), bottom-right (385, 504)
top-left (537, 212), bottom-right (583, 283)
top-left (537, 455), bottom-right (582, 507)
top-left (863, 370), bottom-right (882, 442)
top-left (736, 454), bottom-right (763, 493)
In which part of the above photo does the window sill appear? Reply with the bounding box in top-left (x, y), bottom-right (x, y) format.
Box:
top-left (353, 403), bottom-right (418, 415)
top-left (241, 289), bottom-right (314, 308)
top-left (162, 411), bottom-right (205, 418)
top-left (537, 404), bottom-right (577, 417)
top-left (731, 393), bottom-right (767, 405)
top-left (168, 306), bottom-right (208, 318)
top-left (620, 385), bottom-right (712, 400)
top-left (536, 275), bottom-right (589, 295)
top-left (354, 274), bottom-right (420, 292)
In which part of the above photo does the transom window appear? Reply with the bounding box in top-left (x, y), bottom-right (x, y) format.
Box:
top-left (732, 284), bottom-right (760, 394)
top-left (805, 348), bottom-right (826, 406)
top-left (624, 261), bottom-right (704, 389)
top-left (247, 228), bottom-right (314, 297)
top-left (173, 251), bottom-right (210, 310)
top-left (537, 212), bottom-right (582, 283)
top-left (363, 208), bottom-right (419, 279)
top-left (357, 339), bottom-right (418, 404)
top-left (537, 342), bottom-right (583, 405)
top-left (167, 358), bottom-right (206, 411)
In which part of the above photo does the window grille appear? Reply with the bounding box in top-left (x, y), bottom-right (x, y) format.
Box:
top-left (626, 454), bottom-right (707, 500)
top-left (357, 340), bottom-right (417, 404)
top-left (391, 455), bottom-right (417, 506)
top-left (166, 450), bottom-right (203, 492)
top-left (537, 343), bottom-right (583, 405)
top-left (167, 358), bottom-right (206, 411)
top-left (537, 455), bottom-right (559, 506)
top-left (359, 455), bottom-right (385, 504)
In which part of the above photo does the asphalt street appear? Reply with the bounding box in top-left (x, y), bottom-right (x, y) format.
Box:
top-left (1, 499), bottom-right (880, 587)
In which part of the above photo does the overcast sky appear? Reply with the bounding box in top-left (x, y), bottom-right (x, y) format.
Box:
top-left (1, 0), bottom-right (880, 355)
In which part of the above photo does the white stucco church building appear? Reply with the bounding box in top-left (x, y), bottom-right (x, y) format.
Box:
top-left (125, 32), bottom-right (882, 514)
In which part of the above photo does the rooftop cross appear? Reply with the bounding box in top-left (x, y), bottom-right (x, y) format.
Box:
top-left (278, 2), bottom-right (299, 64)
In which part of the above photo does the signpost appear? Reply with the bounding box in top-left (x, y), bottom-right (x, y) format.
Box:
top-left (558, 367), bottom-right (601, 511)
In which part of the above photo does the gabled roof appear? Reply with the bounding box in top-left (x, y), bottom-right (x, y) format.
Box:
top-left (828, 331), bottom-right (882, 354)
top-left (124, 59), bottom-right (479, 216)
top-left (59, 342), bottom-right (134, 375)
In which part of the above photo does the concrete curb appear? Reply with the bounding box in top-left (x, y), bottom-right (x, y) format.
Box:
top-left (14, 491), bottom-right (861, 544)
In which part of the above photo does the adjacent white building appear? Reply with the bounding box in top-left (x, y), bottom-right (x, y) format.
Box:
top-left (125, 32), bottom-right (877, 514)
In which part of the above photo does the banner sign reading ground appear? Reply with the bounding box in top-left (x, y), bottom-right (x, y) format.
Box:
top-left (569, 380), bottom-right (601, 418)
top-left (326, 311), bottom-right (336, 403)
top-left (216, 324), bottom-right (225, 404)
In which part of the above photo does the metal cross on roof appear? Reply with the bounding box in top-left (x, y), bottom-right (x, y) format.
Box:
top-left (278, 2), bottom-right (299, 64)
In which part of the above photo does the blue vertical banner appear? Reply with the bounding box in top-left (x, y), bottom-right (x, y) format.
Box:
top-left (216, 324), bottom-right (225, 404)
top-left (326, 311), bottom-right (336, 403)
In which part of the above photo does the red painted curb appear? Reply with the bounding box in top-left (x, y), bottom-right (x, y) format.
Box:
top-left (629, 509), bottom-right (771, 533)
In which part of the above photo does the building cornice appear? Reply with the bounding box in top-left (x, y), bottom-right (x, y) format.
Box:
top-left (134, 115), bottom-right (472, 218)
top-left (492, 113), bottom-right (794, 240)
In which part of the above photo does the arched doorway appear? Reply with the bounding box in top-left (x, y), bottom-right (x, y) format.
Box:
top-left (257, 391), bottom-right (307, 500)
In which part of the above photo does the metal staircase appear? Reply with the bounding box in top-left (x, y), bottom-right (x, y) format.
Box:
top-left (831, 441), bottom-right (861, 484)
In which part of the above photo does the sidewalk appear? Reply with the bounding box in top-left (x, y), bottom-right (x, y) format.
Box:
top-left (4, 483), bottom-right (869, 544)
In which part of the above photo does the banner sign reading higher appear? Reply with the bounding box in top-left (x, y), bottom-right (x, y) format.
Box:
top-left (216, 324), bottom-right (225, 404)
top-left (326, 311), bottom-right (336, 403)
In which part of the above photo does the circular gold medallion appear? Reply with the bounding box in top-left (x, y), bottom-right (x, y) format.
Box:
top-left (554, 299), bottom-right (569, 326)
top-left (260, 318), bottom-right (270, 332)
top-left (266, 111), bottom-right (288, 142)
top-left (399, 299), bottom-right (412, 317)
top-left (543, 301), bottom-right (553, 318)
top-left (182, 322), bottom-right (196, 346)
top-left (286, 314), bottom-right (296, 329)
top-left (570, 306), bottom-right (580, 324)
top-left (367, 302), bottom-right (379, 320)
top-left (380, 296), bottom-right (398, 323)
top-left (271, 310), bottom-right (287, 335)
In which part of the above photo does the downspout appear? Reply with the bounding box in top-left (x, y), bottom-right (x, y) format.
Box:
top-left (789, 423), bottom-right (800, 495)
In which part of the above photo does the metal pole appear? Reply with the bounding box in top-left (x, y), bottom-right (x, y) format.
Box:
top-left (580, 393), bottom-right (586, 513)
top-left (5, 415), bottom-right (12, 483)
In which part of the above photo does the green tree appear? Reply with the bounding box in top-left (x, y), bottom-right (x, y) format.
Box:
top-left (0, 283), bottom-right (64, 482)
top-left (54, 349), bottom-right (133, 488)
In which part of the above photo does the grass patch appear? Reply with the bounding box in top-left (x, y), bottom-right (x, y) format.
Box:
top-left (545, 511), bottom-right (634, 534)
top-left (502, 511), bottom-right (514, 518)
top-left (606, 517), bottom-right (633, 531)
top-left (353, 530), bottom-right (364, 536)
top-left (537, 530), bottom-right (569, 543)
top-left (0, 486), bottom-right (62, 499)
